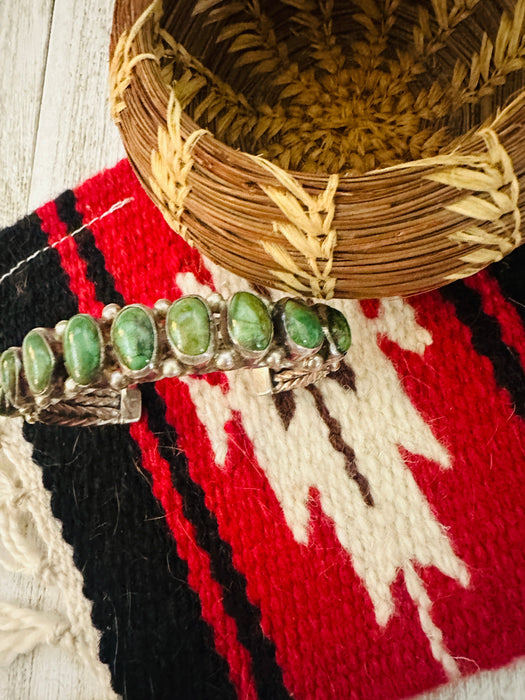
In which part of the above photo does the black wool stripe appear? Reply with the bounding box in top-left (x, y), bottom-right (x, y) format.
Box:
top-left (489, 245), bottom-right (525, 328)
top-left (1, 213), bottom-right (236, 699)
top-left (55, 189), bottom-right (125, 306)
top-left (441, 280), bottom-right (525, 418)
top-left (141, 383), bottom-right (292, 700)
top-left (25, 421), bottom-right (237, 700)
top-left (62, 192), bottom-right (291, 699)
top-left (0, 213), bottom-right (78, 347)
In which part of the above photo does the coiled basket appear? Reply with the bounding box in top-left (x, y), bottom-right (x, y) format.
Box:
top-left (110, 0), bottom-right (525, 299)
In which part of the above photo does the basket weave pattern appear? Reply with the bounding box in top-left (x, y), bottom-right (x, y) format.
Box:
top-left (110, 0), bottom-right (525, 298)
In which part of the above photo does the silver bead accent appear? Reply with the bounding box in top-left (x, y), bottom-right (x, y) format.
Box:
top-left (109, 371), bottom-right (126, 390)
top-left (162, 358), bottom-right (182, 378)
top-left (153, 298), bottom-right (171, 315)
top-left (265, 350), bottom-right (285, 370)
top-left (206, 293), bottom-right (224, 313)
top-left (54, 320), bottom-right (68, 338)
top-left (64, 377), bottom-right (78, 395)
top-left (215, 351), bottom-right (235, 371)
top-left (102, 303), bottom-right (121, 321)
top-left (307, 355), bottom-right (324, 370)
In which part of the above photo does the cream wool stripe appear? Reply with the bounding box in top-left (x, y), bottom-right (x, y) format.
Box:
top-left (176, 258), bottom-right (470, 681)
top-left (0, 417), bottom-right (118, 700)
top-left (0, 197), bottom-right (134, 287)
top-left (404, 562), bottom-right (461, 681)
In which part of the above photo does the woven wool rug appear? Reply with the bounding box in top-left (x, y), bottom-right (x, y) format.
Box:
top-left (0, 159), bottom-right (524, 699)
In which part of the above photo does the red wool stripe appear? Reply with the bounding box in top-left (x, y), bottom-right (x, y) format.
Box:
top-left (380, 291), bottom-right (525, 674)
top-left (129, 415), bottom-right (258, 700)
top-left (36, 199), bottom-right (105, 316)
top-left (64, 160), bottom-right (525, 698)
top-left (359, 298), bottom-right (380, 319)
top-left (157, 376), bottom-right (447, 700)
top-left (72, 159), bottom-right (215, 308)
top-left (73, 163), bottom-right (451, 699)
top-left (71, 165), bottom-right (258, 698)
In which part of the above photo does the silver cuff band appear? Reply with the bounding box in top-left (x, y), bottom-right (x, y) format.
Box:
top-left (0, 292), bottom-right (351, 426)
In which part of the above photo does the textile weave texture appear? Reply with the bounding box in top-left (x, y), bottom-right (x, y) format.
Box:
top-left (0, 159), bottom-right (524, 700)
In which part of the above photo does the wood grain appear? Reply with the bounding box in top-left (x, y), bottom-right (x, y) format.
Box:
top-left (0, 0), bottom-right (54, 226)
top-left (0, 1), bottom-right (122, 698)
top-left (28, 0), bottom-right (125, 212)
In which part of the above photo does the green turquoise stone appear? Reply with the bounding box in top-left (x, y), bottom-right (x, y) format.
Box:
top-left (64, 314), bottom-right (102, 385)
top-left (284, 299), bottom-right (324, 349)
top-left (228, 292), bottom-right (272, 352)
top-left (22, 330), bottom-right (54, 394)
top-left (1, 348), bottom-right (20, 400)
top-left (112, 305), bottom-right (156, 371)
top-left (326, 306), bottom-right (351, 353)
top-left (167, 297), bottom-right (211, 356)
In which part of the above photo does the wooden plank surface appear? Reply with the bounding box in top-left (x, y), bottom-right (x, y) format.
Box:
top-left (28, 0), bottom-right (125, 212)
top-left (0, 1), bottom-right (123, 697)
top-left (0, 0), bottom-right (125, 229)
top-left (0, 0), bottom-right (54, 225)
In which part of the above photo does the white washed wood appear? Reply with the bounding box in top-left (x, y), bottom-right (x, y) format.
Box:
top-left (0, 0), bottom-right (122, 698)
top-left (28, 0), bottom-right (125, 212)
top-left (419, 657), bottom-right (525, 699)
top-left (0, 0), bottom-right (54, 226)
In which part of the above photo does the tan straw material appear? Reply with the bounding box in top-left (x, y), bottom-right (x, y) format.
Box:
top-left (110, 0), bottom-right (525, 299)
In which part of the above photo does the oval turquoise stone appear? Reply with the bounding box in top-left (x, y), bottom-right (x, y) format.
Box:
top-left (228, 292), bottom-right (272, 352)
top-left (283, 299), bottom-right (324, 349)
top-left (112, 305), bottom-right (156, 371)
top-left (167, 297), bottom-right (211, 356)
top-left (326, 306), bottom-right (351, 353)
top-left (64, 314), bottom-right (102, 385)
top-left (1, 348), bottom-right (20, 400)
top-left (22, 330), bottom-right (54, 394)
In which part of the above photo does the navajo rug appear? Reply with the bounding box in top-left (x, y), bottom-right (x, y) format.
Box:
top-left (0, 159), bottom-right (524, 699)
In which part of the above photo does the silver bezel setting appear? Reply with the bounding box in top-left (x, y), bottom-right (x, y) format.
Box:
top-left (21, 327), bottom-right (57, 397)
top-left (225, 292), bottom-right (274, 363)
top-left (1, 347), bottom-right (24, 408)
top-left (110, 303), bottom-right (159, 380)
top-left (165, 295), bottom-right (216, 368)
top-left (101, 303), bottom-right (122, 321)
top-left (63, 314), bottom-right (106, 388)
top-left (273, 298), bottom-right (325, 360)
top-left (313, 303), bottom-right (351, 361)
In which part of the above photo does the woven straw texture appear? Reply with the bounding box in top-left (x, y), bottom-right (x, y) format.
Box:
top-left (110, 0), bottom-right (525, 299)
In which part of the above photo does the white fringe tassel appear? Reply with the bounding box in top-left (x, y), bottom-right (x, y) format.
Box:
top-left (0, 602), bottom-right (73, 667)
top-left (0, 417), bottom-right (118, 699)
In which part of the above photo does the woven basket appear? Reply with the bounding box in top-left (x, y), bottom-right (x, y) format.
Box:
top-left (110, 0), bottom-right (525, 299)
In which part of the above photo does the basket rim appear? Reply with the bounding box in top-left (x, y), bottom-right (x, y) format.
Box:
top-left (109, 0), bottom-right (525, 299)
top-left (111, 0), bottom-right (525, 182)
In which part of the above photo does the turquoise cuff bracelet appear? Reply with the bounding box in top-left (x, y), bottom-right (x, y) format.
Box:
top-left (0, 292), bottom-right (351, 427)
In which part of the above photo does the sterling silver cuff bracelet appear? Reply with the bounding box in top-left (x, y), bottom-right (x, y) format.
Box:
top-left (0, 292), bottom-right (351, 427)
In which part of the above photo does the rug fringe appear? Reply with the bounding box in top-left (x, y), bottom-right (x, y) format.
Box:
top-left (0, 417), bottom-right (118, 699)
